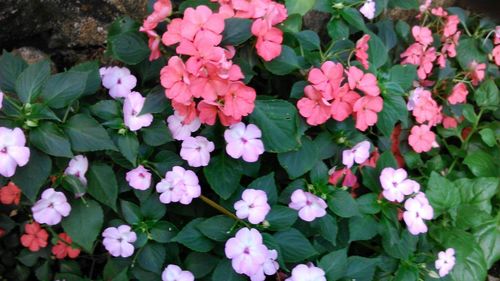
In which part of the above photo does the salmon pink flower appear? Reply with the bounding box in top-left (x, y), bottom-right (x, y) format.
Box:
top-left (123, 92), bottom-right (154, 131)
top-left (431, 7), bottom-right (448, 17)
top-left (181, 5), bottom-right (225, 44)
top-left (442, 115), bottom-right (459, 129)
top-left (380, 167), bottom-right (420, 202)
top-left (51, 233), bottom-right (81, 259)
top-left (167, 111), bottom-right (201, 140)
top-left (353, 96), bottom-right (383, 131)
top-left (254, 27), bottom-right (283, 61)
top-left (308, 61), bottom-right (344, 98)
top-left (198, 100), bottom-right (238, 126)
top-left (180, 136), bottom-right (215, 167)
top-left (20, 222), bottom-right (48, 252)
top-left (0, 182), bottom-right (21, 205)
top-left (331, 84), bottom-right (361, 121)
top-left (289, 189), bottom-right (327, 222)
top-left (32, 188), bottom-right (71, 226)
top-left (0, 127), bottom-right (30, 177)
top-left (162, 264), bottom-right (194, 281)
top-left (101, 66), bottom-right (137, 99)
top-left (224, 122), bottom-right (265, 162)
top-left (412, 89), bottom-right (442, 126)
top-left (141, 29), bottom-right (162, 61)
top-left (355, 34), bottom-right (371, 69)
top-left (401, 43), bottom-right (424, 65)
top-left (403, 192), bottom-right (434, 235)
top-left (234, 189), bottom-right (270, 224)
top-left (342, 140), bottom-right (371, 168)
top-left (161, 56), bottom-right (194, 104)
top-left (156, 166), bottom-right (201, 205)
top-left (223, 82), bottom-right (256, 121)
top-left (417, 47), bottom-right (437, 79)
top-left (126, 165), bottom-right (152, 191)
top-left (447, 82), bottom-right (468, 104)
top-left (225, 228), bottom-right (268, 277)
top-left (102, 225), bottom-right (137, 258)
top-left (141, 0), bottom-right (172, 31)
top-left (443, 15), bottom-right (460, 37)
top-left (297, 86), bottom-right (331, 126)
top-left (346, 66), bottom-right (380, 96)
top-left (412, 26), bottom-right (433, 46)
top-left (468, 60), bottom-right (486, 86)
top-left (172, 100), bottom-right (198, 125)
top-left (162, 18), bottom-right (184, 46)
top-left (328, 167), bottom-right (358, 188)
top-left (435, 248), bottom-right (456, 277)
top-left (285, 264), bottom-right (326, 281)
top-left (493, 45), bottom-right (500, 66)
top-left (359, 0), bottom-right (376, 20)
top-left (408, 125), bottom-right (438, 153)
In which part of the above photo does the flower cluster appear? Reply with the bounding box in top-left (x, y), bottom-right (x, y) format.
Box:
top-left (156, 166), bottom-right (201, 204)
top-left (19, 222), bottom-right (81, 259)
top-left (297, 61), bottom-right (383, 131)
top-left (140, 0), bottom-right (172, 60)
top-left (0, 181), bottom-right (21, 205)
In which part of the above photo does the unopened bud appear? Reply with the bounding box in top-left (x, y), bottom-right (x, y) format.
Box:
top-left (333, 2), bottom-right (345, 9)
top-left (25, 119), bottom-right (38, 127)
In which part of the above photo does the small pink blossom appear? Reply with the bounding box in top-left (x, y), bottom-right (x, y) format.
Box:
top-left (435, 248), bottom-right (456, 277)
top-left (161, 56), bottom-right (194, 104)
top-left (126, 165), bottom-right (152, 191)
top-left (442, 116), bottom-right (459, 129)
top-left (380, 167), bottom-right (420, 202)
top-left (403, 192), bottom-right (434, 235)
top-left (289, 190), bottom-right (327, 222)
top-left (342, 140), bottom-right (371, 168)
top-left (346, 66), bottom-right (380, 96)
top-left (64, 155), bottom-right (88, 185)
top-left (123, 92), bottom-right (154, 132)
top-left (297, 85), bottom-right (332, 126)
top-left (250, 249), bottom-right (279, 281)
top-left (181, 5), bottom-right (225, 44)
top-left (308, 61), bottom-right (344, 98)
top-left (417, 47), bottom-right (437, 80)
top-left (156, 166), bottom-right (201, 204)
top-left (412, 26), bottom-right (433, 46)
top-left (167, 111), bottom-right (201, 141)
top-left (328, 167), bottom-right (359, 188)
top-left (493, 45), bottom-right (500, 66)
top-left (353, 96), bottom-right (383, 131)
top-left (468, 60), bottom-right (486, 86)
top-left (225, 228), bottom-right (268, 277)
top-left (32, 188), bottom-right (71, 226)
top-left (285, 264), bottom-right (326, 281)
top-left (0, 91), bottom-right (3, 110)
top-left (355, 34), bottom-right (371, 69)
top-left (412, 89), bottom-right (442, 126)
top-left (331, 84), bottom-right (360, 122)
top-left (161, 264), bottom-right (194, 281)
top-left (444, 15), bottom-right (460, 37)
top-left (407, 87), bottom-right (425, 111)
top-left (224, 122), bottom-right (265, 162)
top-left (447, 82), bottom-right (468, 105)
top-left (100, 66), bottom-right (137, 99)
top-left (234, 189), bottom-right (270, 224)
top-left (0, 127), bottom-right (30, 177)
top-left (254, 26), bottom-right (283, 62)
top-left (180, 136), bottom-right (215, 167)
top-left (102, 225), bottom-right (137, 258)
top-left (408, 125), bottom-right (438, 153)
top-left (359, 0), bottom-right (376, 20)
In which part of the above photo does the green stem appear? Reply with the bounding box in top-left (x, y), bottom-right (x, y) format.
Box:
top-left (199, 195), bottom-right (249, 227)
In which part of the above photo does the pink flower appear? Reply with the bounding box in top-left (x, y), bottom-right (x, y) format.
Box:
top-left (161, 56), bottom-right (194, 104)
top-left (297, 86), bottom-right (331, 126)
top-left (412, 26), bottom-right (433, 46)
top-left (380, 167), bottom-right (420, 202)
top-left (183, 5), bottom-right (225, 42)
top-left (412, 89), bottom-right (442, 126)
top-left (225, 228), bottom-right (268, 276)
top-left (401, 43), bottom-right (424, 65)
top-left (100, 66), bottom-right (137, 99)
top-left (167, 111), bottom-right (201, 141)
top-left (308, 61), bottom-right (344, 99)
top-left (285, 264), bottom-right (326, 281)
top-left (234, 189), bottom-right (270, 224)
top-left (407, 87), bottom-right (425, 111)
top-left (353, 96), bottom-right (383, 131)
top-left (102, 225), bottom-right (137, 258)
top-left (126, 165), bottom-right (152, 191)
top-left (403, 192), bottom-right (434, 235)
top-left (346, 66), bottom-right (380, 96)
top-left (331, 84), bottom-right (360, 121)
top-left (447, 82), bottom-right (468, 104)
top-left (64, 155), bottom-right (88, 185)
top-left (250, 249), bottom-right (279, 281)
top-left (180, 136), bottom-right (215, 167)
top-left (442, 115), bottom-right (459, 129)
top-left (141, 0), bottom-right (172, 31)
top-left (0, 127), bottom-right (30, 177)
top-left (0, 91), bottom-right (3, 110)
top-left (435, 248), bottom-right (456, 277)
top-left (408, 125), bottom-right (438, 153)
top-left (141, 29), bottom-right (162, 61)
top-left (123, 92), bottom-right (154, 131)
top-left (493, 45), bottom-right (500, 66)
top-left (417, 47), bottom-right (437, 80)
top-left (156, 166), bottom-right (201, 204)
top-left (224, 122), bottom-right (265, 162)
top-left (444, 15), bottom-right (460, 37)
top-left (468, 60), bottom-right (486, 86)
top-left (359, 0), bottom-right (376, 20)
top-left (289, 189), bottom-right (327, 222)
top-left (32, 188), bottom-right (71, 226)
top-left (328, 167), bottom-right (358, 188)
top-left (161, 264), bottom-right (194, 281)
top-left (223, 82), bottom-right (256, 121)
top-left (355, 34), bottom-right (371, 69)
top-left (342, 140), bottom-right (371, 168)
top-left (431, 7), bottom-right (448, 17)
top-left (254, 27), bottom-right (283, 61)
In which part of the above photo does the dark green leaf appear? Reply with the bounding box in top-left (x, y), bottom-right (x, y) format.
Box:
top-left (65, 114), bottom-right (117, 152)
top-left (120, 200), bottom-right (142, 225)
top-left (221, 18), bottom-right (253, 46)
top-left (15, 60), bottom-right (50, 103)
top-left (173, 218), bottom-right (214, 252)
top-left (319, 249), bottom-right (347, 281)
top-left (472, 219), bottom-right (500, 268)
top-left (388, 0), bottom-right (418, 9)
top-left (90, 100), bottom-right (121, 120)
top-left (388, 65), bottom-right (417, 91)
top-left (0, 51), bottom-right (28, 93)
top-left (62, 200), bottom-right (103, 252)
top-left (87, 163), bottom-right (119, 211)
top-left (204, 155), bottom-right (242, 199)
top-left (185, 252), bottom-right (219, 278)
top-left (377, 93), bottom-right (408, 136)
top-left (426, 172), bottom-right (460, 214)
top-left (295, 30), bottom-right (321, 51)
top-left (475, 79), bottom-right (499, 108)
top-left (340, 8), bottom-right (367, 32)
top-left (197, 215), bottom-right (234, 242)
top-left (69, 61), bottom-right (101, 96)
top-left (328, 190), bottom-right (359, 218)
top-left (248, 173), bottom-right (278, 204)
top-left (152, 151), bottom-right (183, 175)
top-left (274, 228), bottom-right (317, 262)
top-left (41, 72), bottom-right (86, 109)
top-left (140, 87), bottom-right (169, 115)
top-left (345, 256), bottom-right (378, 281)
top-left (150, 221), bottom-right (178, 243)
top-left (285, 0), bottom-right (316, 15)
top-left (349, 215), bottom-right (378, 241)
top-left (327, 19), bottom-right (349, 41)
top-left (263, 46), bottom-right (300, 75)
top-left (138, 242), bottom-right (165, 273)
top-left (278, 137), bottom-right (318, 179)
top-left (464, 151), bottom-right (498, 177)
top-left (142, 119), bottom-right (173, 147)
top-left (456, 38), bottom-right (487, 69)
top-left (30, 122), bottom-right (73, 158)
top-left (266, 206), bottom-right (298, 231)
top-left (12, 149), bottom-right (52, 202)
top-left (110, 32), bottom-right (149, 65)
top-left (117, 132), bottom-right (139, 165)
top-left (211, 260), bottom-right (246, 281)
top-left (367, 33), bottom-right (388, 68)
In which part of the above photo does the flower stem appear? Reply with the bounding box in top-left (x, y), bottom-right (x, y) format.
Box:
top-left (199, 195), bottom-right (249, 227)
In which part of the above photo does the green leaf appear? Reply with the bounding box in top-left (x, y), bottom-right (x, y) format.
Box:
top-left (462, 104), bottom-right (476, 123)
top-left (464, 151), bottom-right (498, 177)
top-left (376, 151), bottom-right (398, 170)
top-left (30, 122), bottom-right (73, 158)
top-left (357, 193), bottom-right (381, 214)
top-left (152, 151), bottom-right (183, 175)
top-left (274, 228), bottom-right (317, 262)
top-left (345, 256), bottom-right (378, 281)
top-left (211, 260), bottom-right (246, 281)
top-left (87, 163), bottom-right (119, 211)
top-left (395, 20), bottom-right (410, 41)
top-left (377, 93), bottom-right (408, 136)
top-left (394, 264), bottom-right (419, 281)
top-left (285, 0), bottom-right (315, 15)
top-left (35, 261), bottom-right (51, 281)
top-left (263, 46), bottom-right (300, 75)
top-left (0, 51), bottom-right (28, 93)
top-left (12, 149), bottom-right (51, 202)
top-left (456, 38), bottom-right (487, 69)
top-left (204, 155), bottom-right (242, 199)
top-left (110, 32), bottom-right (150, 65)
top-left (388, 65), bottom-right (417, 91)
top-left (150, 221), bottom-right (178, 243)
top-left (248, 172), bottom-right (278, 204)
top-left (140, 87), bottom-right (169, 115)
top-left (472, 219), bottom-right (500, 268)
top-left (455, 177), bottom-right (498, 213)
top-left (138, 242), bottom-right (165, 273)
top-left (367, 33), bottom-right (388, 68)
top-left (90, 100), bottom-right (121, 120)
top-left (62, 200), bottom-right (103, 252)
top-left (290, 81), bottom-right (307, 99)
top-left (475, 79), bottom-right (499, 108)
top-left (349, 215), bottom-right (378, 242)
top-left (140, 194), bottom-right (166, 221)
top-left (281, 14), bottom-right (302, 33)
top-left (426, 172), bottom-right (460, 214)
top-left (278, 137), bottom-right (318, 179)
top-left (185, 252), bottom-right (219, 278)
top-left (388, 0), bottom-right (418, 9)
top-left (142, 119), bottom-right (173, 147)
top-left (197, 215), bottom-right (234, 242)
top-left (328, 190), bottom-right (359, 218)
top-left (173, 218), bottom-right (214, 252)
top-left (319, 249), bottom-right (347, 281)
top-left (117, 132), bottom-right (139, 165)
top-left (64, 114), bottom-right (117, 152)
top-left (249, 99), bottom-right (301, 153)
top-left (221, 18), bottom-right (253, 46)
top-left (327, 19), bottom-right (349, 41)
top-left (69, 61), bottom-right (101, 96)
top-left (266, 206), bottom-right (298, 231)
top-left (15, 60), bottom-right (50, 103)
top-left (41, 72), bottom-right (86, 109)
top-left (178, 0), bottom-right (218, 13)
top-left (62, 174), bottom-right (87, 196)
top-left (29, 104), bottom-right (60, 121)
top-left (120, 200), bottom-right (142, 225)
top-left (295, 30), bottom-right (321, 51)
top-left (340, 8), bottom-right (367, 32)
top-left (479, 128), bottom-right (496, 147)
top-left (312, 214), bottom-right (338, 244)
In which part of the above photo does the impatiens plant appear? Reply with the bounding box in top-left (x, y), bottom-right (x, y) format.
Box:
top-left (0, 0), bottom-right (499, 280)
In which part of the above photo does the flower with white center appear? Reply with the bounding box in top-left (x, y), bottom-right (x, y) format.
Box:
top-left (285, 263), bottom-right (326, 281)
top-left (101, 66), bottom-right (137, 99)
top-left (359, 0), bottom-right (376, 20)
top-left (224, 122), bottom-right (265, 162)
top-left (342, 140), bottom-right (371, 168)
top-left (0, 127), bottom-right (30, 177)
top-left (156, 166), bottom-right (201, 205)
top-left (123, 91), bottom-right (154, 131)
top-left (180, 136), bottom-right (215, 167)
top-left (403, 192), bottom-right (434, 235)
top-left (161, 264), bottom-right (195, 281)
top-left (102, 225), bottom-right (137, 258)
top-left (126, 165), bottom-right (152, 190)
top-left (234, 189), bottom-right (271, 224)
top-left (380, 167), bottom-right (420, 202)
top-left (435, 248), bottom-right (456, 277)
top-left (289, 189), bottom-right (327, 222)
top-left (32, 188), bottom-right (71, 225)
top-left (167, 111), bottom-right (201, 140)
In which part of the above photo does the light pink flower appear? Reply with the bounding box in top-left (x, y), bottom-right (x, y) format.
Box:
top-left (102, 225), bottom-right (137, 258)
top-left (408, 125), bottom-right (439, 153)
top-left (123, 92), bottom-right (154, 132)
top-left (403, 192), bottom-right (434, 235)
top-left (0, 127), bottom-right (30, 177)
top-left (0, 91), bottom-right (3, 110)
top-left (380, 167), bottom-right (420, 202)
top-left (156, 166), bottom-right (201, 204)
top-left (289, 190), bottom-right (327, 222)
top-left (234, 189), bottom-right (270, 224)
top-left (249, 249), bottom-right (279, 281)
top-left (493, 45), bottom-right (500, 66)
top-left (224, 122), bottom-right (265, 162)
top-left (32, 188), bottom-right (71, 226)
top-left (447, 82), bottom-right (468, 104)
top-left (468, 60), bottom-right (486, 86)
top-left (285, 264), bottom-right (326, 281)
top-left (100, 66), bottom-right (137, 99)
top-left (225, 228), bottom-right (268, 277)
top-left (167, 111), bottom-right (201, 141)
top-left (359, 0), bottom-right (376, 20)
top-left (342, 140), bottom-right (371, 168)
top-left (407, 87), bottom-right (426, 110)
top-left (161, 264), bottom-right (195, 281)
top-left (64, 155), bottom-right (89, 185)
top-left (412, 26), bottom-right (433, 46)
top-left (126, 165), bottom-right (152, 191)
top-left (180, 136), bottom-right (215, 167)
top-left (435, 248), bottom-right (456, 277)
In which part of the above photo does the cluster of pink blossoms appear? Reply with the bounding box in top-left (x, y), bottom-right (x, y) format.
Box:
top-left (140, 0), bottom-right (173, 60)
top-left (379, 167), bottom-right (434, 235)
top-left (212, 0), bottom-right (287, 61)
top-left (401, 26), bottom-right (437, 80)
top-left (285, 263), bottom-right (326, 281)
top-left (225, 228), bottom-right (278, 281)
top-left (156, 166), bottom-right (201, 205)
top-left (297, 60), bottom-right (383, 131)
